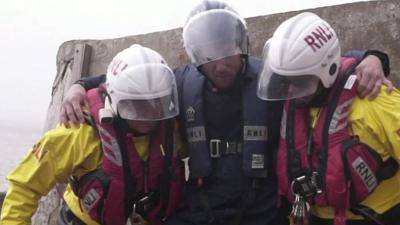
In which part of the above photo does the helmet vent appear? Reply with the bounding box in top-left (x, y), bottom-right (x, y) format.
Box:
top-left (329, 63), bottom-right (337, 76)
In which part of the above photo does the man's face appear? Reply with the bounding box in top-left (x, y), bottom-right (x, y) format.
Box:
top-left (200, 55), bottom-right (242, 90)
top-left (295, 83), bottom-right (324, 107)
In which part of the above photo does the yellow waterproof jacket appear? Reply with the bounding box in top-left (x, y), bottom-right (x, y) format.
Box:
top-left (0, 121), bottom-right (185, 225)
top-left (312, 86), bottom-right (400, 220)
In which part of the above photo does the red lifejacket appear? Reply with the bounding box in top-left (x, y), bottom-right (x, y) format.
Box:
top-left (277, 57), bottom-right (397, 225)
top-left (71, 86), bottom-right (184, 225)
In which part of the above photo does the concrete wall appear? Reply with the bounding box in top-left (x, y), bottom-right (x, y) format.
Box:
top-left (44, 0), bottom-right (400, 132)
top-left (27, 0), bottom-right (400, 224)
top-left (55, 0), bottom-right (400, 81)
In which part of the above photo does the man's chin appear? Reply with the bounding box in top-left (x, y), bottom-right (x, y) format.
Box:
top-left (214, 79), bottom-right (235, 90)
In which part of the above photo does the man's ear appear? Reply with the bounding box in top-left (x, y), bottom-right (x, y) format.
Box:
top-left (197, 65), bottom-right (204, 74)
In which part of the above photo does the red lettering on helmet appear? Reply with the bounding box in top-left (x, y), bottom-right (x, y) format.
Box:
top-left (321, 24), bottom-right (334, 40)
top-left (304, 35), bottom-right (320, 52)
top-left (120, 64), bottom-right (128, 72)
top-left (304, 24), bottom-right (334, 53)
top-left (313, 27), bottom-right (327, 46)
top-left (111, 60), bottom-right (121, 75)
top-left (111, 60), bottom-right (128, 76)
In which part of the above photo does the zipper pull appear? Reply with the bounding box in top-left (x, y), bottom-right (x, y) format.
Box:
top-left (160, 144), bottom-right (166, 157)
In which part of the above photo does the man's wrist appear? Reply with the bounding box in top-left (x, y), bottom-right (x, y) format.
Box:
top-left (364, 50), bottom-right (391, 77)
top-left (74, 79), bottom-right (86, 88)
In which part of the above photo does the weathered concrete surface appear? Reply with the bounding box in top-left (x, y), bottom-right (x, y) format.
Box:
top-left (55, 1), bottom-right (400, 83)
top-left (30, 1), bottom-right (399, 224)
top-left (44, 0), bottom-right (399, 131)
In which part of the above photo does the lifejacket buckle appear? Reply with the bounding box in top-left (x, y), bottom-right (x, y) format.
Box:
top-left (136, 192), bottom-right (158, 215)
top-left (291, 172), bottom-right (322, 197)
top-left (209, 139), bottom-right (221, 158)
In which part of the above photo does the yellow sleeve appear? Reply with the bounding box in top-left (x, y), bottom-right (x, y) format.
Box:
top-left (0, 124), bottom-right (101, 225)
top-left (352, 86), bottom-right (400, 162)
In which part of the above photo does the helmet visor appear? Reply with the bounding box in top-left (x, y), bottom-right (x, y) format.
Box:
top-left (117, 94), bottom-right (178, 121)
top-left (257, 62), bottom-right (320, 101)
top-left (183, 10), bottom-right (248, 65)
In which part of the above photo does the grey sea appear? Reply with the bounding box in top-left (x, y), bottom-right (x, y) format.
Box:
top-left (0, 121), bottom-right (42, 192)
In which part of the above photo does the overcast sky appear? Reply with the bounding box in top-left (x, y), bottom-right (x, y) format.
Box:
top-left (0, 0), bottom-right (371, 191)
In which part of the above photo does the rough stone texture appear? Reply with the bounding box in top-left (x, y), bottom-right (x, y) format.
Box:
top-left (51, 0), bottom-right (400, 90)
top-left (29, 1), bottom-right (399, 224)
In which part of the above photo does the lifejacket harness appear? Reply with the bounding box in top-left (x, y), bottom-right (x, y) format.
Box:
top-left (278, 57), bottom-right (398, 225)
top-left (177, 57), bottom-right (270, 179)
top-left (69, 86), bottom-right (183, 225)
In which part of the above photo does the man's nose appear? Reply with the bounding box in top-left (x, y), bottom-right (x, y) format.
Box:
top-left (214, 60), bottom-right (229, 72)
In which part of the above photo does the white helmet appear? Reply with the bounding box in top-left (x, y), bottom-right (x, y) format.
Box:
top-left (257, 12), bottom-right (341, 101)
top-left (182, 0), bottom-right (248, 66)
top-left (100, 44), bottom-right (179, 122)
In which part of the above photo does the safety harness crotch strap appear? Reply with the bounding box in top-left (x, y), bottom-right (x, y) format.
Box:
top-left (69, 85), bottom-right (184, 225)
top-left (278, 57), bottom-right (399, 225)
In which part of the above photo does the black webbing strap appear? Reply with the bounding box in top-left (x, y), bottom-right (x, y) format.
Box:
top-left (312, 202), bottom-right (400, 225)
top-left (114, 119), bottom-right (136, 221)
top-left (376, 157), bottom-right (399, 181)
top-left (351, 205), bottom-right (385, 225)
top-left (159, 119), bottom-right (176, 220)
top-left (286, 101), bottom-right (304, 181)
top-left (319, 63), bottom-right (358, 188)
top-left (350, 202), bottom-right (400, 225)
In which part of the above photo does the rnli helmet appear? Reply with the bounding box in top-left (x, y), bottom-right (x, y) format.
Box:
top-left (100, 44), bottom-right (179, 122)
top-left (257, 12), bottom-right (341, 101)
top-left (183, 0), bottom-right (249, 66)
